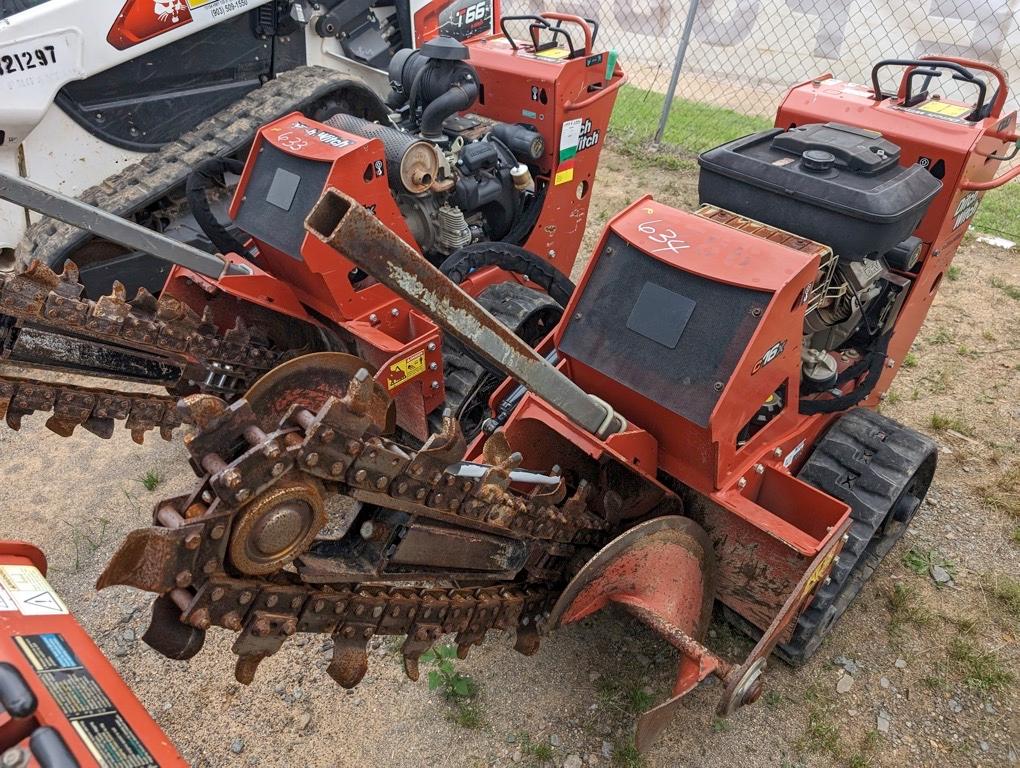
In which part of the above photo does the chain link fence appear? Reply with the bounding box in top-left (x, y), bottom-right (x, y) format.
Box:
top-left (504, 0), bottom-right (1019, 236)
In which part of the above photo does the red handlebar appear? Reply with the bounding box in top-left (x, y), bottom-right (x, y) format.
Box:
top-left (539, 12), bottom-right (593, 56)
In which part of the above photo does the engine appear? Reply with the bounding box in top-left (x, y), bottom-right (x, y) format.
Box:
top-left (325, 37), bottom-right (545, 262)
top-left (698, 122), bottom-right (941, 395)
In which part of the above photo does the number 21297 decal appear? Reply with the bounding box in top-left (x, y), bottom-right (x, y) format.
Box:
top-left (0, 46), bottom-right (56, 76)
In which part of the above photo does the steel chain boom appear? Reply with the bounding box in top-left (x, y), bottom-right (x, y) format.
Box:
top-left (0, 260), bottom-right (288, 441)
top-left (98, 364), bottom-right (610, 688)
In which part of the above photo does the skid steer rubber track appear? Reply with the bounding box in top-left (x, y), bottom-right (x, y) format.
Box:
top-left (779, 408), bottom-right (938, 663)
top-left (17, 66), bottom-right (387, 272)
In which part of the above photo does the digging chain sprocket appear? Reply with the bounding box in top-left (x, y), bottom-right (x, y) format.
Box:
top-left (98, 364), bottom-right (611, 688)
top-left (0, 260), bottom-right (288, 441)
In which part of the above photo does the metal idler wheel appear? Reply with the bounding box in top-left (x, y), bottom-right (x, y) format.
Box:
top-left (243, 351), bottom-right (395, 433)
top-left (228, 480), bottom-right (327, 575)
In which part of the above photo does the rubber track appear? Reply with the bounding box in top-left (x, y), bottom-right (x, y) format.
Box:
top-left (439, 281), bottom-right (562, 435)
top-left (17, 66), bottom-right (383, 271)
top-left (779, 408), bottom-right (937, 663)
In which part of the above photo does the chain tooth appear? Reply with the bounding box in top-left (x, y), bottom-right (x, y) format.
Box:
top-left (23, 260), bottom-right (61, 290)
top-left (55, 260), bottom-right (83, 297)
top-left (44, 415), bottom-right (79, 438)
top-left (129, 286), bottom-right (159, 316)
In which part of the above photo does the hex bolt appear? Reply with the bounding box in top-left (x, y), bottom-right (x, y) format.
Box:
top-left (191, 608), bottom-right (211, 631)
top-left (754, 464), bottom-right (765, 475)
top-left (375, 476), bottom-right (387, 490)
top-left (305, 452), bottom-right (320, 467)
top-left (354, 469), bottom-right (368, 482)
top-left (773, 447), bottom-right (783, 458)
top-left (368, 313), bottom-right (379, 325)
top-left (184, 532), bottom-right (202, 550)
top-left (737, 477), bottom-right (747, 489)
top-left (224, 612), bottom-right (243, 631)
top-left (263, 441), bottom-right (281, 459)
top-left (239, 591), bottom-right (253, 605)
top-left (426, 342), bottom-right (437, 352)
top-left (175, 571), bottom-right (193, 588)
top-left (211, 587), bottom-right (225, 602)
top-left (222, 468), bottom-right (242, 490)
top-left (272, 462), bottom-right (286, 476)
top-left (320, 428), bottom-right (336, 444)
top-left (390, 308), bottom-right (400, 317)
top-left (314, 600), bottom-right (326, 613)
top-left (429, 362), bottom-right (438, 371)
top-left (266, 595), bottom-right (279, 608)
top-left (203, 559), bottom-right (218, 574)
top-left (331, 462), bottom-right (345, 477)
top-left (236, 489), bottom-right (251, 503)
top-left (210, 524), bottom-right (226, 541)
top-left (284, 620), bottom-right (298, 636)
top-left (430, 381), bottom-right (440, 390)
top-left (253, 618), bottom-right (271, 637)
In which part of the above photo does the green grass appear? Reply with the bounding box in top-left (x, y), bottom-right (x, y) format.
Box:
top-left (612, 739), bottom-right (644, 768)
top-left (140, 469), bottom-right (163, 492)
top-left (928, 412), bottom-right (972, 435)
top-left (974, 181), bottom-right (1020, 241)
top-left (946, 264), bottom-right (963, 281)
top-left (947, 637), bottom-right (1015, 691)
top-left (984, 573), bottom-right (1020, 621)
top-left (990, 276), bottom-right (1020, 300)
top-left (609, 86), bottom-right (771, 164)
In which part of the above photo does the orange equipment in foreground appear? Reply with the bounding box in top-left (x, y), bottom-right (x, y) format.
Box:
top-left (0, 542), bottom-right (184, 768)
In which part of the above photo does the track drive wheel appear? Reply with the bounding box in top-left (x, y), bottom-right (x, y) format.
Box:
top-left (779, 408), bottom-right (937, 663)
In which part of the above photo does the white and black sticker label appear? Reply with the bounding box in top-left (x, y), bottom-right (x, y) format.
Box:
top-left (0, 565), bottom-right (67, 616)
top-left (0, 30), bottom-right (82, 94)
top-left (953, 191), bottom-right (980, 230)
top-left (16, 633), bottom-right (159, 768)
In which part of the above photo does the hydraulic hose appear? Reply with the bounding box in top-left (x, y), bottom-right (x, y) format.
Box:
top-left (185, 158), bottom-right (250, 257)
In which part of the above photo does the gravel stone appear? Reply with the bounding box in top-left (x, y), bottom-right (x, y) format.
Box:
top-left (877, 711), bottom-right (892, 734)
top-left (836, 674), bottom-right (854, 693)
top-left (550, 734), bottom-right (562, 747)
top-left (230, 739), bottom-right (245, 755)
top-left (564, 755), bottom-right (583, 768)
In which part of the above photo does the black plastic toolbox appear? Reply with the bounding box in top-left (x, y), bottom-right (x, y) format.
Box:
top-left (698, 123), bottom-right (941, 260)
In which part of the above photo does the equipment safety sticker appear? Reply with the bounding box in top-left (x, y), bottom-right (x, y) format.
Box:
top-left (16, 633), bottom-right (158, 768)
top-left (556, 119), bottom-right (582, 185)
top-left (388, 350), bottom-right (427, 390)
top-left (0, 565), bottom-right (67, 616)
top-left (0, 30), bottom-right (81, 96)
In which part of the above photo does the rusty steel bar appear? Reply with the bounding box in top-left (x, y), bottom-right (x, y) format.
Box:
top-left (304, 188), bottom-right (619, 436)
top-left (0, 171), bottom-right (237, 279)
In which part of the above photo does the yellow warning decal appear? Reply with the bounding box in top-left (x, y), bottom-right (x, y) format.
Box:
top-left (187, 0), bottom-right (216, 7)
top-left (554, 167), bottom-right (574, 185)
top-left (536, 47), bottom-right (570, 59)
top-left (917, 101), bottom-right (970, 118)
top-left (388, 350), bottom-right (427, 390)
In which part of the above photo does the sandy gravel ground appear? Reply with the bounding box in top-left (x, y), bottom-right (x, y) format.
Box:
top-left (0, 147), bottom-right (1017, 768)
